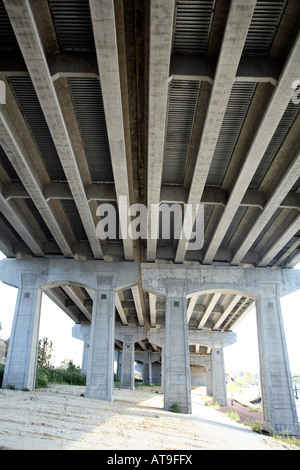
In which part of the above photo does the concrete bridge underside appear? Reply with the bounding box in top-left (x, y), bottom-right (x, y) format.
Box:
top-left (0, 0), bottom-right (299, 435)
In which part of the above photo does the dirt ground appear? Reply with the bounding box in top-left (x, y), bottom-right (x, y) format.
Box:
top-left (0, 384), bottom-right (298, 451)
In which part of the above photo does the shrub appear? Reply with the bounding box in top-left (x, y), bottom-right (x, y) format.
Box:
top-left (35, 366), bottom-right (86, 388)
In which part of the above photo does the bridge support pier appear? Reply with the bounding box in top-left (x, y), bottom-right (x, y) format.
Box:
top-left (211, 347), bottom-right (227, 406)
top-left (115, 326), bottom-right (147, 389)
top-left (256, 284), bottom-right (300, 435)
top-left (164, 284), bottom-right (192, 414)
top-left (72, 324), bottom-right (90, 376)
top-left (2, 274), bottom-right (42, 390)
top-left (85, 287), bottom-right (115, 401)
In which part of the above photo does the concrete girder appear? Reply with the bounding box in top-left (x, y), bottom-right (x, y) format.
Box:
top-left (131, 285), bottom-right (144, 327)
top-left (1, 52), bottom-right (282, 86)
top-left (146, 0), bottom-right (175, 261)
top-left (258, 213), bottom-right (300, 267)
top-left (0, 82), bottom-right (74, 257)
top-left (232, 149), bottom-right (300, 265)
top-left (204, 30), bottom-right (300, 264)
top-left (169, 56), bottom-right (281, 86)
top-left (147, 328), bottom-right (236, 350)
top-left (175, 0), bottom-right (257, 263)
top-left (3, 0), bottom-right (104, 259)
top-left (0, 182), bottom-right (43, 256)
top-left (89, 0), bottom-right (134, 261)
top-left (149, 292), bottom-right (156, 328)
top-left (0, 258), bottom-right (139, 293)
top-left (61, 285), bottom-right (92, 323)
top-left (0, 217), bottom-right (17, 256)
top-left (141, 264), bottom-right (300, 300)
top-left (213, 295), bottom-right (242, 331)
top-left (115, 292), bottom-right (128, 326)
top-left (197, 292), bottom-right (222, 330)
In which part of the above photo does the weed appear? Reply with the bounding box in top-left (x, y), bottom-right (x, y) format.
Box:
top-left (206, 401), bottom-right (220, 409)
top-left (170, 403), bottom-right (179, 413)
top-left (221, 410), bottom-right (240, 421)
top-left (243, 419), bottom-right (262, 433)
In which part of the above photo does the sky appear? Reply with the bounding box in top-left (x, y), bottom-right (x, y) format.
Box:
top-left (0, 251), bottom-right (299, 374)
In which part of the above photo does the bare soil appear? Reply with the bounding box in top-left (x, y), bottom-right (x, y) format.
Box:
top-left (0, 384), bottom-right (298, 450)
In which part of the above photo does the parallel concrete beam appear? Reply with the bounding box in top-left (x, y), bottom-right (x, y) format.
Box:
top-left (146, 0), bottom-right (175, 261)
top-left (90, 0), bottom-right (134, 260)
top-left (175, 0), bottom-right (256, 262)
top-left (4, 0), bottom-right (104, 259)
top-left (0, 81), bottom-right (74, 257)
top-left (204, 30), bottom-right (300, 264)
top-left (232, 149), bottom-right (300, 265)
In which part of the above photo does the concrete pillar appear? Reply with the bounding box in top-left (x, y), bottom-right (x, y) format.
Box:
top-left (85, 287), bottom-right (115, 401)
top-left (211, 347), bottom-right (227, 406)
top-left (115, 326), bottom-right (147, 390)
top-left (72, 324), bottom-right (90, 376)
top-left (152, 362), bottom-right (161, 384)
top-left (256, 284), bottom-right (299, 435)
top-left (116, 350), bottom-right (122, 381)
top-left (206, 358), bottom-right (213, 397)
top-left (3, 273), bottom-right (42, 390)
top-left (142, 352), bottom-right (153, 385)
top-left (121, 333), bottom-right (135, 389)
top-left (164, 284), bottom-right (191, 413)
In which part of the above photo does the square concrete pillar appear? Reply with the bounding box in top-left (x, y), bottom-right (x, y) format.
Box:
top-left (116, 350), bottom-right (122, 381)
top-left (206, 357), bottom-right (213, 397)
top-left (211, 347), bottom-right (227, 406)
top-left (3, 274), bottom-right (42, 390)
top-left (256, 284), bottom-right (299, 435)
top-left (85, 288), bottom-right (115, 401)
top-left (164, 288), bottom-right (191, 414)
top-left (121, 334), bottom-right (135, 390)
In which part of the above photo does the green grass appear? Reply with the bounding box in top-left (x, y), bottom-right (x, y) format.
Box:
top-left (35, 366), bottom-right (86, 388)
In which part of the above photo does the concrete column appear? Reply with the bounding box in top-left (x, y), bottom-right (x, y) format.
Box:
top-left (152, 362), bottom-right (161, 385)
top-left (72, 324), bottom-right (90, 376)
top-left (3, 273), bottom-right (42, 390)
top-left (121, 333), bottom-right (135, 389)
top-left (211, 347), bottom-right (227, 406)
top-left (256, 284), bottom-right (299, 435)
top-left (206, 358), bottom-right (213, 397)
top-left (164, 284), bottom-right (191, 413)
top-left (115, 326), bottom-right (147, 390)
top-left (142, 352), bottom-right (153, 385)
top-left (116, 350), bottom-right (122, 381)
top-left (81, 332), bottom-right (90, 377)
top-left (85, 287), bottom-right (115, 401)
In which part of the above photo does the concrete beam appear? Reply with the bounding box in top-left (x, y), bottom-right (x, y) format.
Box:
top-left (4, 0), bottom-right (104, 259)
top-left (147, 328), bottom-right (236, 349)
top-left (258, 213), bottom-right (300, 267)
top-left (169, 55), bottom-right (280, 85)
top-left (146, 0), bottom-right (175, 261)
top-left (232, 149), bottom-right (300, 265)
top-left (0, 82), bottom-right (74, 257)
top-left (204, 30), bottom-right (300, 264)
top-left (175, 0), bottom-right (256, 262)
top-left (197, 293), bottom-right (222, 329)
top-left (90, 0), bottom-right (134, 260)
top-left (141, 264), bottom-right (300, 299)
top-left (0, 180), bottom-right (43, 256)
top-left (115, 292), bottom-right (128, 325)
